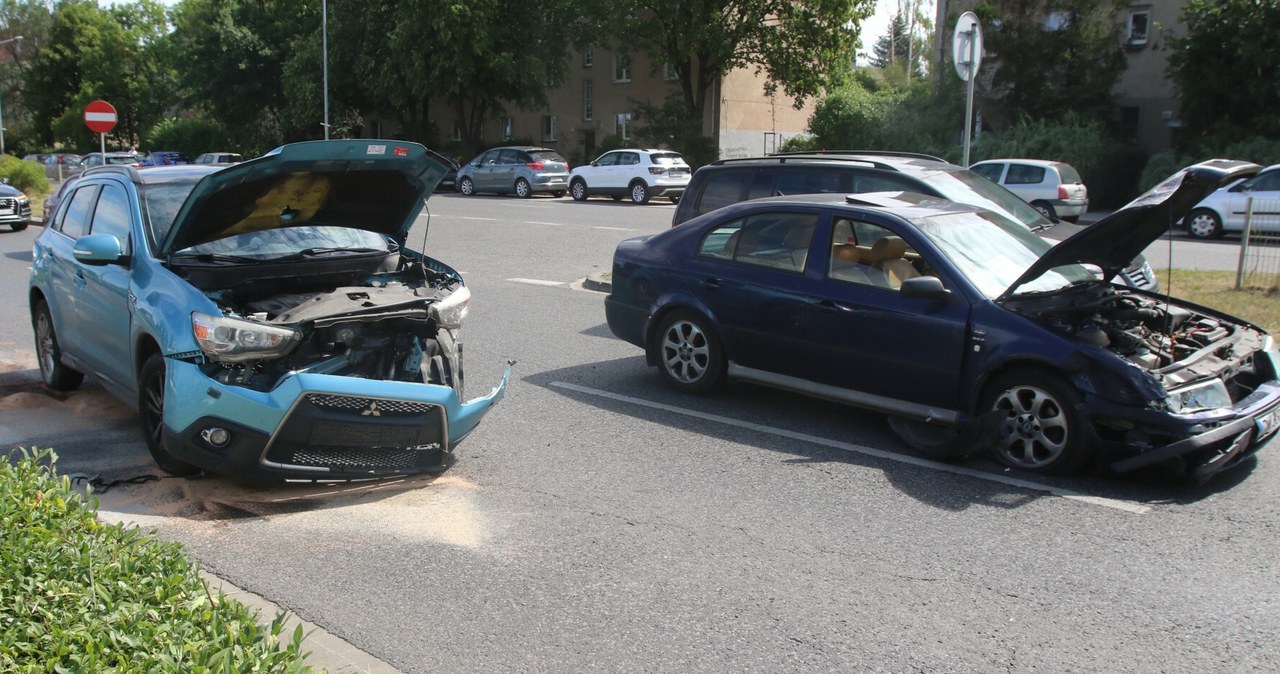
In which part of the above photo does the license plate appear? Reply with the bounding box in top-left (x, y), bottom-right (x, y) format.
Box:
top-left (312, 421), bottom-right (425, 448)
top-left (1256, 406), bottom-right (1280, 438)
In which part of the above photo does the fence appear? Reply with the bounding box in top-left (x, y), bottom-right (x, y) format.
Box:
top-left (1236, 197), bottom-right (1280, 290)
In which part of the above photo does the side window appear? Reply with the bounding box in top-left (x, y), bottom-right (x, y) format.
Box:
top-left (620, 152), bottom-right (639, 166)
top-left (971, 164), bottom-right (1004, 182)
top-left (1247, 171), bottom-right (1280, 192)
top-left (57, 185), bottom-right (101, 240)
top-left (773, 171), bottom-right (847, 196)
top-left (695, 171), bottom-right (750, 215)
top-left (851, 173), bottom-right (911, 193)
top-left (827, 218), bottom-right (925, 290)
top-left (1006, 165), bottom-right (1047, 185)
top-left (698, 212), bottom-right (818, 274)
top-left (596, 152), bottom-right (618, 167)
top-left (88, 184), bottom-right (131, 254)
top-left (499, 150), bottom-right (524, 165)
top-left (478, 150), bottom-right (497, 166)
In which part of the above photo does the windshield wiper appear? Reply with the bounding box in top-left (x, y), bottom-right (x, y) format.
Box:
top-left (271, 246), bottom-right (386, 261)
top-left (170, 252), bottom-right (261, 264)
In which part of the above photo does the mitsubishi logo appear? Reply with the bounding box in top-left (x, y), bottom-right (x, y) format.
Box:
top-left (361, 401), bottom-right (382, 417)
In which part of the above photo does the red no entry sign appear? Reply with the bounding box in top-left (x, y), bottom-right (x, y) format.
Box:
top-left (84, 100), bottom-right (118, 134)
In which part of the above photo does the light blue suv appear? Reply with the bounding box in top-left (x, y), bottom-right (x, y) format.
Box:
top-left (30, 140), bottom-right (510, 481)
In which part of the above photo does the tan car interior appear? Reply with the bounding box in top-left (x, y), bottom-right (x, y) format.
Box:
top-left (828, 219), bottom-right (923, 289)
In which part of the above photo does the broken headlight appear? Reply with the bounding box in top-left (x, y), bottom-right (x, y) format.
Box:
top-left (192, 312), bottom-right (301, 363)
top-left (429, 285), bottom-right (471, 329)
top-left (1165, 379), bottom-right (1232, 414)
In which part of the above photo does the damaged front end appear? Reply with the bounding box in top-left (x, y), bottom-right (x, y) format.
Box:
top-left (164, 252), bottom-right (511, 480)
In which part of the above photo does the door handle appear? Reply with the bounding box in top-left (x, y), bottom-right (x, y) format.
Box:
top-left (817, 299), bottom-right (839, 314)
top-left (74, 270), bottom-right (87, 289)
top-left (701, 278), bottom-right (721, 290)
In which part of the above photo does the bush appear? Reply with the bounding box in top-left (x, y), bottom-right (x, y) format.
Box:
top-left (0, 155), bottom-right (50, 196)
top-left (145, 117), bottom-right (236, 160)
top-left (0, 449), bottom-right (314, 673)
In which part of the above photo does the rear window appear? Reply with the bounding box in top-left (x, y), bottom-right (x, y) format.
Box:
top-left (1055, 164), bottom-right (1083, 184)
top-left (696, 171), bottom-right (750, 215)
top-left (529, 151), bottom-right (567, 165)
top-left (650, 153), bottom-right (687, 166)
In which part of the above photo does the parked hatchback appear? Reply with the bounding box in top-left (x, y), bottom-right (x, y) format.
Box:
top-left (457, 146), bottom-right (570, 198)
top-left (569, 148), bottom-right (691, 204)
top-left (606, 160), bottom-right (1278, 482)
top-left (969, 159), bottom-right (1089, 222)
top-left (1185, 163), bottom-right (1279, 239)
top-left (30, 140), bottom-right (510, 481)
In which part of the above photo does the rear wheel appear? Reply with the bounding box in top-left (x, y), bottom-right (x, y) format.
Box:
top-left (551, 190), bottom-right (565, 198)
top-left (570, 179), bottom-right (588, 201)
top-left (458, 176), bottom-right (475, 196)
top-left (983, 370), bottom-right (1090, 475)
top-left (1186, 208), bottom-right (1223, 239)
top-left (668, 195), bottom-right (681, 204)
top-left (514, 178), bottom-right (532, 198)
top-left (32, 300), bottom-right (83, 391)
top-left (630, 181), bottom-right (651, 205)
top-left (654, 310), bottom-right (724, 394)
top-left (1031, 201), bottom-right (1057, 221)
top-left (138, 354), bottom-right (202, 477)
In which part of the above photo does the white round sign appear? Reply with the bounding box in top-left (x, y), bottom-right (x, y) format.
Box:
top-left (952, 12), bottom-right (983, 82)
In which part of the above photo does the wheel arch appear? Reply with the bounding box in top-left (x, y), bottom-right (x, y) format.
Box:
top-left (134, 334), bottom-right (163, 381)
top-left (642, 299), bottom-right (721, 367)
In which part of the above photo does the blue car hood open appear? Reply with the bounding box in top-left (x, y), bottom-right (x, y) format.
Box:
top-left (160, 140), bottom-right (451, 255)
top-left (999, 159), bottom-right (1262, 301)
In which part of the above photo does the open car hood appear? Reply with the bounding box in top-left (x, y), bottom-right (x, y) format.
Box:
top-left (999, 159), bottom-right (1262, 301)
top-left (160, 140), bottom-right (450, 255)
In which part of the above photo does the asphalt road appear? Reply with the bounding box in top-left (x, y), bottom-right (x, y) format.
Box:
top-left (0, 195), bottom-right (1277, 673)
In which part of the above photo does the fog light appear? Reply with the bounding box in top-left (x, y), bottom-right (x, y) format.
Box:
top-left (201, 427), bottom-right (232, 448)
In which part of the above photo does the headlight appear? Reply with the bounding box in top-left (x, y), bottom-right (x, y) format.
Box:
top-left (429, 285), bottom-right (471, 328)
top-left (1165, 379), bottom-right (1232, 414)
top-left (192, 312), bottom-right (301, 363)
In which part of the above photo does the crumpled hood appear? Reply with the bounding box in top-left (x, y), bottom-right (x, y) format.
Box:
top-left (999, 159), bottom-right (1261, 300)
top-left (161, 140), bottom-right (451, 254)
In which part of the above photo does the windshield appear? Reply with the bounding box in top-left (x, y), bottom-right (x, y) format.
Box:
top-left (919, 167), bottom-right (1052, 230)
top-left (175, 226), bottom-right (391, 260)
top-left (141, 181), bottom-right (202, 247)
top-left (913, 210), bottom-right (1096, 298)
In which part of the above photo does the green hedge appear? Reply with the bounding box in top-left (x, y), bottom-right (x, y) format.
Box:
top-left (0, 449), bottom-right (314, 673)
top-left (1, 156), bottom-right (51, 196)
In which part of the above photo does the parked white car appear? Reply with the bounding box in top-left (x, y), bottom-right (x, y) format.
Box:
top-left (569, 149), bottom-right (691, 204)
top-left (970, 158), bottom-right (1089, 222)
top-left (1185, 163), bottom-right (1280, 239)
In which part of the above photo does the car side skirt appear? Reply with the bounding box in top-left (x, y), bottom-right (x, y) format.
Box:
top-left (728, 363), bottom-right (964, 425)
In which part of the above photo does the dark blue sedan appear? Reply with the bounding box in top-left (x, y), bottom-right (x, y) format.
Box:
top-left (605, 161), bottom-right (1280, 481)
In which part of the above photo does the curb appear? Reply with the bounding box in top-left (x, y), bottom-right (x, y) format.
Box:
top-left (200, 570), bottom-right (404, 674)
top-left (583, 271), bottom-right (612, 293)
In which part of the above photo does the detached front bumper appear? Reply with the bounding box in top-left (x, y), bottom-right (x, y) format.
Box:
top-left (162, 359), bottom-right (513, 480)
top-left (1096, 381), bottom-right (1280, 481)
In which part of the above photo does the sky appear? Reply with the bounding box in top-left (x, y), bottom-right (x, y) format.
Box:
top-left (857, 0), bottom-right (935, 65)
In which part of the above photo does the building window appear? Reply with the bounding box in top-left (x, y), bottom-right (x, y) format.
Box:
top-left (664, 63), bottom-right (679, 81)
top-left (583, 43), bottom-right (593, 67)
top-left (501, 117), bottom-right (513, 141)
top-left (1126, 10), bottom-right (1150, 46)
top-left (583, 80), bottom-right (593, 121)
top-left (613, 53), bottom-right (631, 82)
top-left (542, 115), bottom-right (558, 142)
top-left (615, 112), bottom-right (632, 140)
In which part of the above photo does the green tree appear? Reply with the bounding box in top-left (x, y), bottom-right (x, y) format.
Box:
top-left (869, 12), bottom-right (910, 68)
top-left (600, 0), bottom-right (875, 158)
top-left (972, 0), bottom-right (1125, 129)
top-left (1168, 0), bottom-right (1280, 143)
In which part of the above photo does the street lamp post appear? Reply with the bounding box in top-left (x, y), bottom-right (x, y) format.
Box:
top-left (0, 35), bottom-right (24, 156)
top-left (322, 0), bottom-right (329, 139)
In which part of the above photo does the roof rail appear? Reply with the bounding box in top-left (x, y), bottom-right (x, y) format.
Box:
top-left (769, 150), bottom-right (950, 163)
top-left (708, 150), bottom-right (950, 171)
top-left (82, 165), bottom-right (141, 182)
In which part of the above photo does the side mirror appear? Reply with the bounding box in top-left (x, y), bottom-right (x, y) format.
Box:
top-left (591, 161), bottom-right (599, 167)
top-left (72, 234), bottom-right (127, 266)
top-left (899, 275), bottom-right (951, 301)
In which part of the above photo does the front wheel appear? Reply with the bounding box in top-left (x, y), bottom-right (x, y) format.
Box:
top-left (668, 195), bottom-right (681, 204)
top-left (983, 371), bottom-right (1090, 475)
top-left (570, 180), bottom-right (588, 201)
top-left (11, 221), bottom-right (28, 231)
top-left (514, 178), bottom-right (532, 198)
top-left (33, 300), bottom-right (84, 391)
top-left (1186, 208), bottom-right (1223, 239)
top-left (458, 176), bottom-right (476, 196)
top-left (629, 181), bottom-right (650, 205)
top-left (654, 310), bottom-right (725, 394)
top-left (138, 354), bottom-right (202, 477)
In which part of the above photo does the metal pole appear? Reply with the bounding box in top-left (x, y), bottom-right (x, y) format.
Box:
top-left (1236, 197), bottom-right (1254, 290)
top-left (99, 132), bottom-right (105, 159)
top-left (322, 0), bottom-right (329, 140)
top-left (961, 29), bottom-right (976, 167)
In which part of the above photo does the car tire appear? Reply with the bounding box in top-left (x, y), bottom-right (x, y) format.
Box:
top-left (1031, 201), bottom-right (1057, 221)
top-left (11, 221), bottom-right (28, 231)
top-left (629, 181), bottom-right (650, 205)
top-left (982, 370), bottom-right (1090, 475)
top-left (570, 179), bottom-right (588, 201)
top-left (1186, 208), bottom-right (1223, 239)
top-left (668, 196), bottom-right (680, 204)
top-left (458, 176), bottom-right (475, 196)
top-left (514, 178), bottom-right (532, 198)
top-left (1060, 215), bottom-right (1079, 223)
top-left (653, 310), bottom-right (725, 394)
top-left (138, 353), bottom-right (202, 477)
top-left (32, 300), bottom-right (84, 391)
top-left (551, 190), bottom-right (565, 198)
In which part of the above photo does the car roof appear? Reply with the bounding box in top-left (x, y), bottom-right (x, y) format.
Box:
top-left (972, 158), bottom-right (1069, 168)
top-left (81, 164), bottom-right (221, 184)
top-left (705, 151), bottom-right (954, 173)
top-left (706, 190), bottom-right (988, 223)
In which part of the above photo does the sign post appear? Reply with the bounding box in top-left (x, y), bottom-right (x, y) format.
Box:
top-left (952, 12), bottom-right (983, 166)
top-left (83, 100), bottom-right (118, 159)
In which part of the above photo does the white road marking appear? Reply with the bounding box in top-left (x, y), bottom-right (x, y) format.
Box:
top-left (526, 221), bottom-right (564, 226)
top-left (549, 381), bottom-right (1151, 515)
top-left (508, 278), bottom-right (567, 287)
top-left (594, 226), bottom-right (636, 231)
top-left (460, 217), bottom-right (497, 222)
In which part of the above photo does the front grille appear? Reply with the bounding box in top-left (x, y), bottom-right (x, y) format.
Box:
top-left (264, 392), bottom-right (448, 473)
top-left (306, 393), bottom-right (434, 415)
top-left (0, 198), bottom-right (11, 209)
top-left (269, 443), bottom-right (443, 472)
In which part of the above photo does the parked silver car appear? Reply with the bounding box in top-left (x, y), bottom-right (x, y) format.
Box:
top-left (970, 158), bottom-right (1089, 222)
top-left (457, 146), bottom-right (570, 198)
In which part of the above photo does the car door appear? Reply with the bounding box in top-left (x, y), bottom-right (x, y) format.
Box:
top-left (1223, 170), bottom-right (1280, 231)
top-left (470, 150), bottom-right (498, 191)
top-left (591, 151), bottom-right (622, 190)
top-left (43, 183), bottom-right (101, 362)
top-left (494, 149), bottom-right (523, 192)
top-left (69, 181), bottom-right (136, 389)
top-left (683, 209), bottom-right (824, 379)
top-left (805, 215), bottom-right (970, 412)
